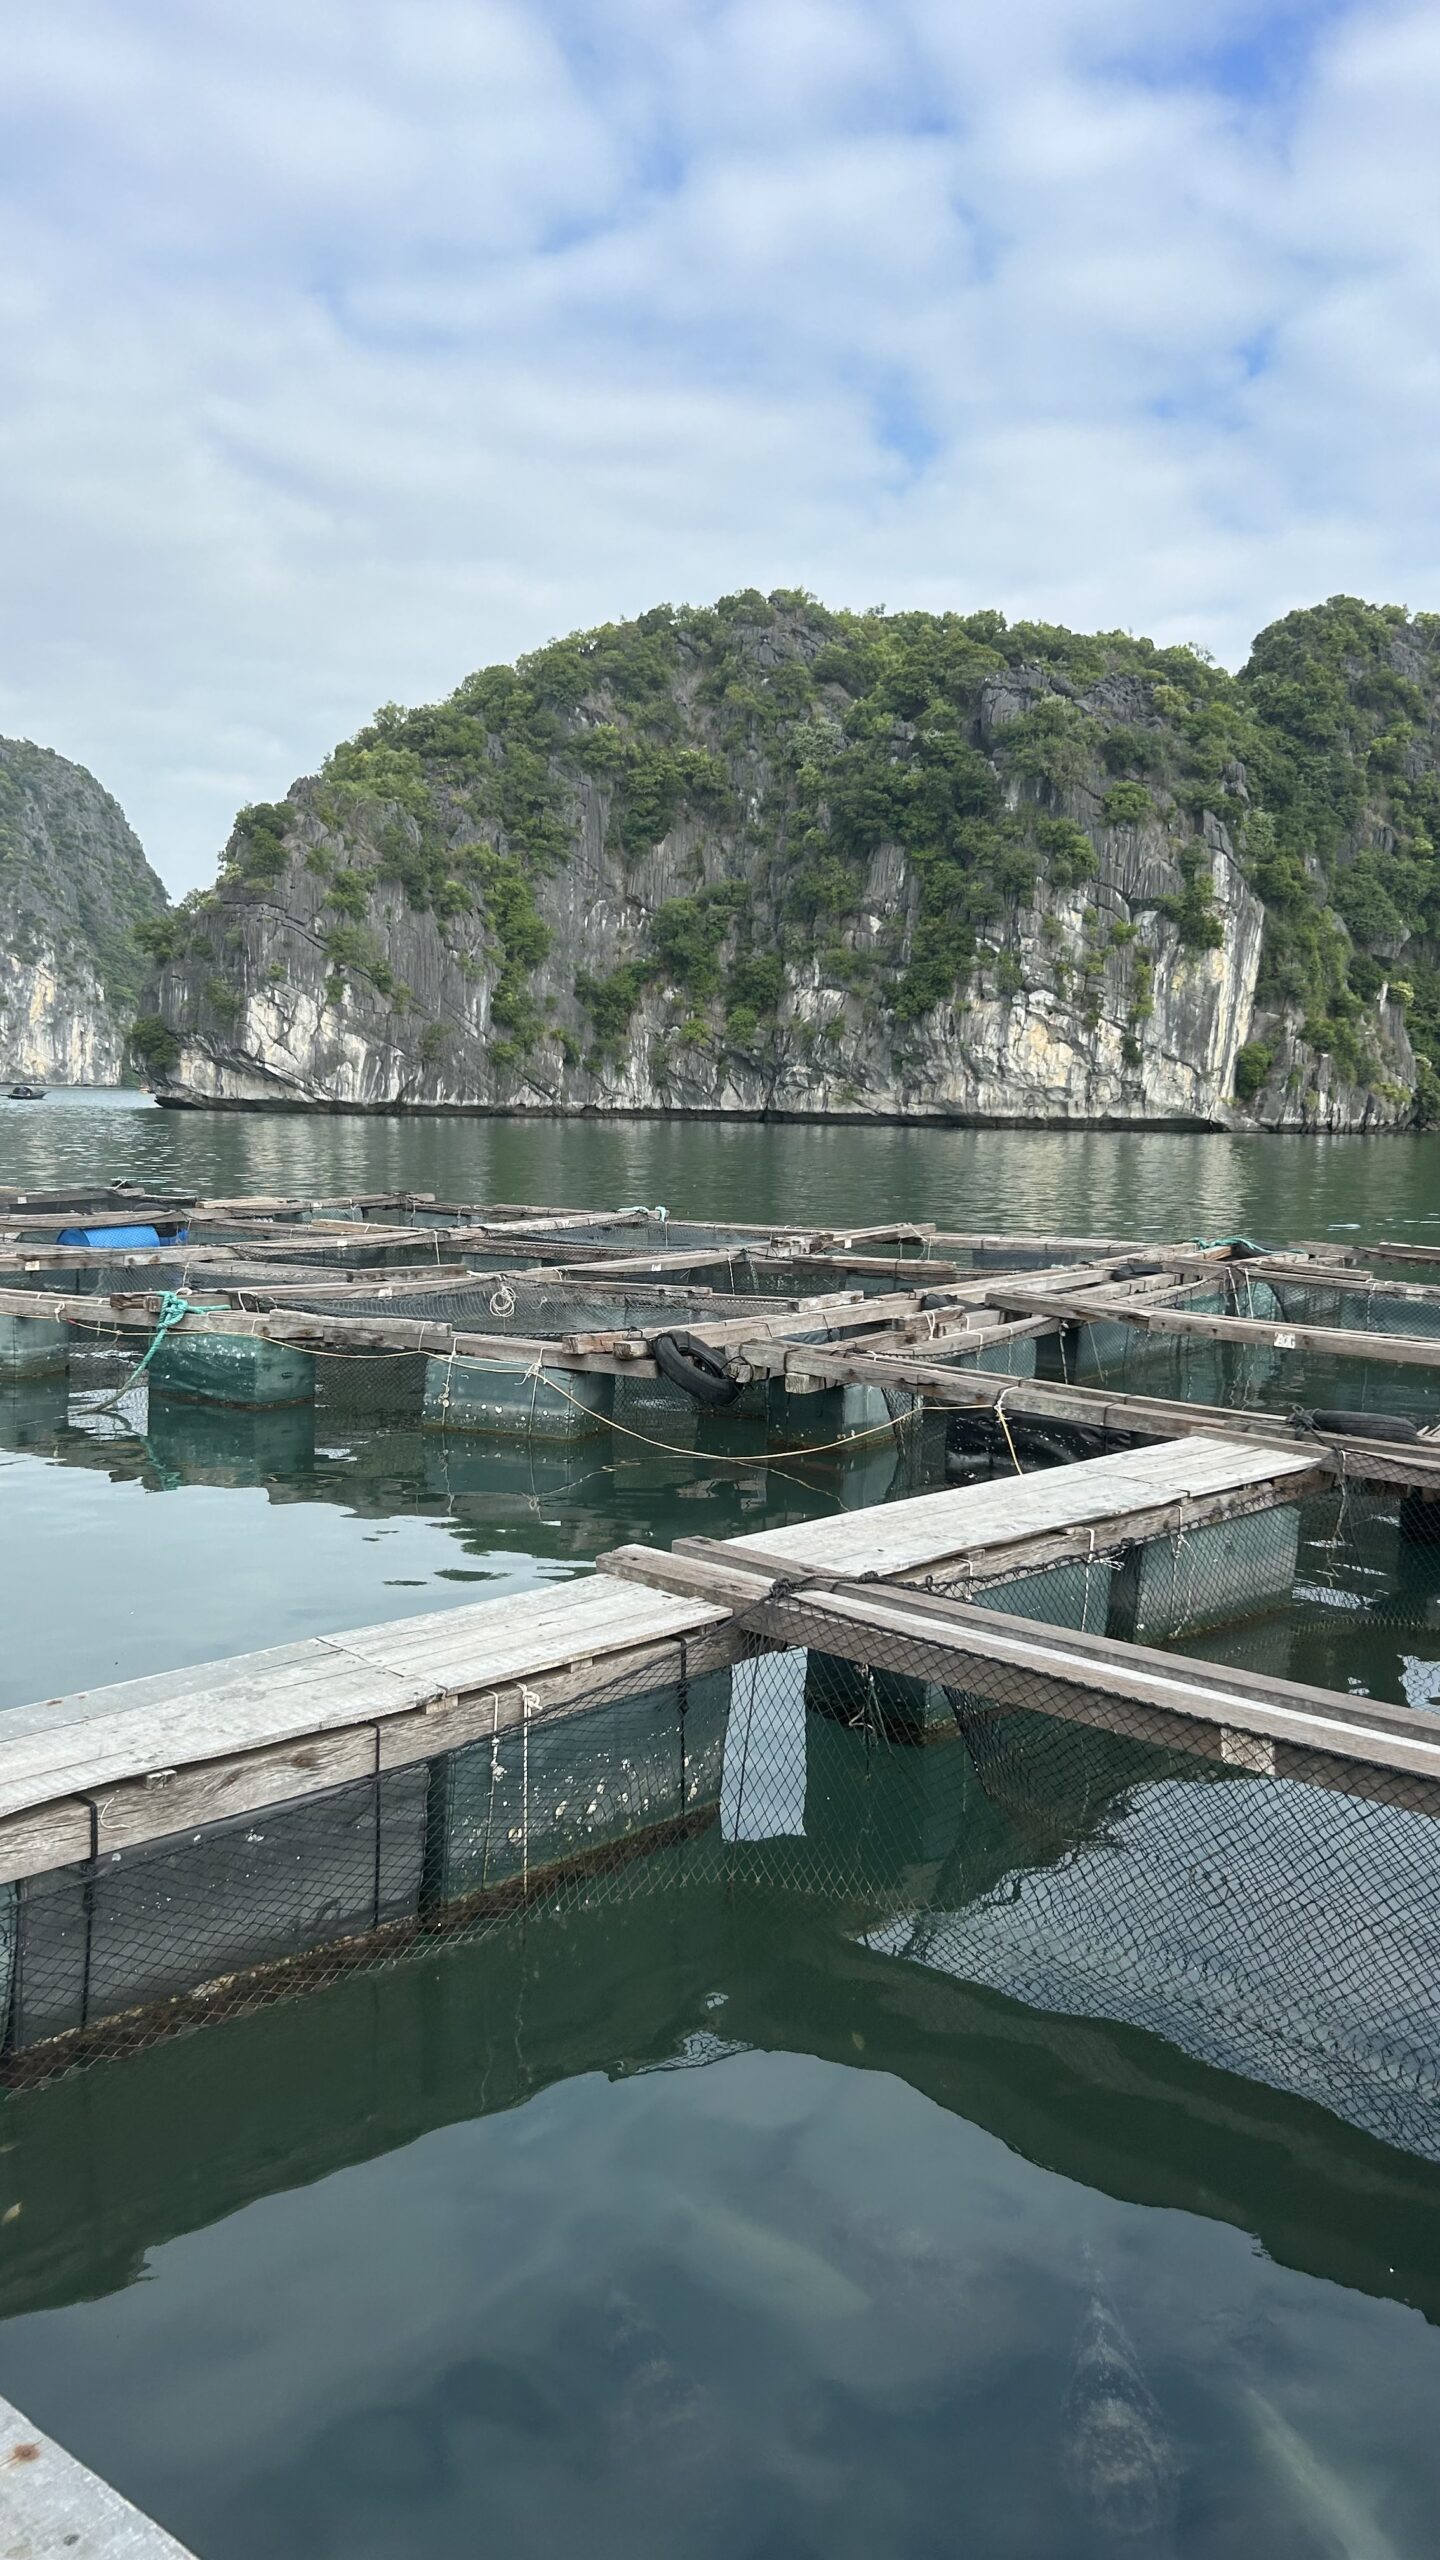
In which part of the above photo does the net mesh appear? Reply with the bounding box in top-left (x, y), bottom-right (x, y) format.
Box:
top-left (268, 1279), bottom-right (824, 1331)
top-left (6, 1507), bottom-right (1440, 2170)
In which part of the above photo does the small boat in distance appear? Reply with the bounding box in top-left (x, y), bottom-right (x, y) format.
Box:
top-left (6, 1083), bottom-right (46, 1101)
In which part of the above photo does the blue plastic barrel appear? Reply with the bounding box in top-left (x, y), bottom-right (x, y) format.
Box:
top-left (54, 1223), bottom-right (191, 1248)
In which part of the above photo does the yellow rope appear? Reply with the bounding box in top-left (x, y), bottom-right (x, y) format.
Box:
top-left (70, 1305), bottom-right (937, 1467)
top-left (219, 1305), bottom-right (937, 1460)
top-left (993, 1388), bottom-right (1025, 1475)
top-left (537, 1364), bottom-right (927, 1466)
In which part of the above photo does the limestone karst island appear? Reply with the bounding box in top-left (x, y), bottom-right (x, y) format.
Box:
top-left (10, 589), bottom-right (1434, 1129)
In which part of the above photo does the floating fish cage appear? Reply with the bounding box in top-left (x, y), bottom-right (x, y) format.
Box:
top-left (6, 1542), bottom-right (1440, 2199)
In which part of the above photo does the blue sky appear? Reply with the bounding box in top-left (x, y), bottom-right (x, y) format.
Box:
top-left (1, 0), bottom-right (1436, 892)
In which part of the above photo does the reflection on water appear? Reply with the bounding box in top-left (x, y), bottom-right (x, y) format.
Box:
top-left (0, 1372), bottom-right (895, 1705)
top-left (10, 1373), bottom-right (1440, 1712)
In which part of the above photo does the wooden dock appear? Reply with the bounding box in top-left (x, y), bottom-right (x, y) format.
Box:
top-left (606, 1435), bottom-right (1326, 1594)
top-left (0, 2390), bottom-right (195, 2556)
top-left (0, 1433), bottom-right (1399, 1898)
top-left (0, 1576), bottom-right (743, 1883)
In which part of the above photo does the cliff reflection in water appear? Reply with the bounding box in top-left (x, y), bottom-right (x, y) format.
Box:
top-left (5, 1691), bottom-right (1440, 2327)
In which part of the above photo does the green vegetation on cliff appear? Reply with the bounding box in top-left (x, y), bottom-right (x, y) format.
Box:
top-left (0, 735), bottom-right (169, 1083)
top-left (0, 737), bottom-right (168, 1013)
top-left (145, 589), bottom-right (1440, 1123)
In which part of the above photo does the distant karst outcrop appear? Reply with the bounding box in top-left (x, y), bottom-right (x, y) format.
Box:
top-left (0, 736), bottom-right (169, 1086)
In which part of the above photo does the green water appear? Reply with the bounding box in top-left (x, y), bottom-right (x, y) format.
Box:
top-left (5, 1094), bottom-right (1440, 2559)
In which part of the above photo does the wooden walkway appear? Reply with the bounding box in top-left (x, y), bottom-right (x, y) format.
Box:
top-left (0, 2391), bottom-right (195, 2556)
top-left (0, 1433), bottom-right (1379, 1893)
top-left (0, 1578), bottom-right (739, 1884)
top-left (988, 1281), bottom-right (1440, 1369)
top-left (607, 1435), bottom-right (1324, 1591)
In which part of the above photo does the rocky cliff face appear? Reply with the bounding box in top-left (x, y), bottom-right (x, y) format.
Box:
top-left (0, 738), bottom-right (169, 1085)
top-left (142, 594), bottom-right (1437, 1128)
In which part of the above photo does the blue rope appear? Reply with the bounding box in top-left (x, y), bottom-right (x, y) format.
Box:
top-left (94, 1291), bottom-right (230, 1414)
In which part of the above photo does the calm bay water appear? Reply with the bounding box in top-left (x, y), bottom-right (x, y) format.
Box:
top-left (11, 1084), bottom-right (1440, 1241)
top-left (4, 1092), bottom-right (1440, 2559)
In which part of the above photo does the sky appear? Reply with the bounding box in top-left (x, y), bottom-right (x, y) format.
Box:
top-left (1, 0), bottom-right (1437, 895)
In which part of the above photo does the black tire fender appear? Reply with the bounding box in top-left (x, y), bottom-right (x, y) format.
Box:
top-left (1309, 1408), bottom-right (1420, 1444)
top-left (652, 1330), bottom-right (742, 1407)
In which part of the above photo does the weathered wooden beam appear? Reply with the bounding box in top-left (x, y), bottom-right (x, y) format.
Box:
top-left (739, 1579), bottom-right (1440, 1793)
top-left (0, 1799), bottom-right (93, 1882)
top-left (0, 1579), bottom-right (743, 1873)
top-left (1357, 1242), bottom-right (1440, 1269)
top-left (776, 1343), bottom-right (1440, 1486)
top-left (987, 1286), bottom-right (1440, 1368)
top-left (668, 1467), bottom-right (1329, 1594)
top-left (0, 1285), bottom-right (667, 1375)
top-left (1158, 1254), bottom-right (1440, 1307)
top-left (0, 2392), bottom-right (197, 2556)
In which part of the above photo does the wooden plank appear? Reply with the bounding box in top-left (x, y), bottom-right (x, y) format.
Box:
top-left (471, 1208), bottom-right (653, 1236)
top-left (751, 1581), bottom-right (1440, 1786)
top-left (197, 1191), bottom-right (435, 1213)
top-left (1158, 1254), bottom-right (1440, 1308)
top-left (0, 1253), bottom-right (475, 1294)
top-left (0, 1286), bottom-right (667, 1376)
top-left (1358, 1242), bottom-right (1440, 1268)
top-left (988, 1285), bottom-right (1440, 1368)
top-left (0, 1651), bottom-right (421, 1819)
top-left (0, 1799), bottom-right (93, 1884)
top-left (741, 1319), bottom-right (1052, 1384)
top-left (0, 1640), bottom-right (339, 1747)
top-left (696, 1436), bottom-right (1316, 1581)
top-left (844, 1571), bottom-right (1436, 1738)
top-left (374, 1622), bottom-right (755, 1772)
top-left (332, 1574), bottom-right (724, 1688)
top-left (87, 1727), bottom-right (382, 1854)
top-left (2, 1631), bottom-right (758, 1869)
top-left (0, 1186), bottom-right (196, 1211)
top-left (601, 1545), bottom-right (772, 1609)
top-left (478, 1212), bottom-right (936, 1250)
top-left (0, 1574), bottom-right (728, 1825)
top-left (543, 1248), bottom-right (748, 1278)
top-left (928, 1230), bottom-right (1152, 1257)
top-left (670, 1467), bottom-right (1329, 1595)
top-left (0, 2391), bottom-right (198, 2556)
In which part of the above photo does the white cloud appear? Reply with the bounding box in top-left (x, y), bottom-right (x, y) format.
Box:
top-left (0, 0), bottom-right (1435, 891)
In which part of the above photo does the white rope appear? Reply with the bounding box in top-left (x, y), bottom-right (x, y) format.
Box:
top-left (481, 1693), bottom-right (502, 1890)
top-left (520, 1686), bottom-right (540, 1896)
